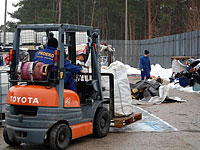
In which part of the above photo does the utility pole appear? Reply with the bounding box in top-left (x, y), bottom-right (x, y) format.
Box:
top-left (3, 0), bottom-right (7, 47)
top-left (58, 0), bottom-right (62, 24)
top-left (125, 0), bottom-right (128, 62)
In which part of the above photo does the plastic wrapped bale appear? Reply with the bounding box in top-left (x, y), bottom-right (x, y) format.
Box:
top-left (101, 61), bottom-right (134, 117)
top-left (172, 59), bottom-right (187, 74)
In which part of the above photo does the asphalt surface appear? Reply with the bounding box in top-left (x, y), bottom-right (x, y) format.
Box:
top-left (0, 80), bottom-right (200, 150)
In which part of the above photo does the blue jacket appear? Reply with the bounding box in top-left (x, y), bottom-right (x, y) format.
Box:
top-left (140, 55), bottom-right (151, 70)
top-left (33, 46), bottom-right (82, 74)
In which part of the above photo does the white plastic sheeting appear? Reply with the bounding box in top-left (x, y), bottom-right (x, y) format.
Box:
top-left (149, 85), bottom-right (186, 104)
top-left (148, 85), bottom-right (170, 104)
top-left (132, 84), bottom-right (187, 105)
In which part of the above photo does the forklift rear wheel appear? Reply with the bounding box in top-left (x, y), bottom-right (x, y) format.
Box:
top-left (3, 127), bottom-right (20, 146)
top-left (93, 107), bottom-right (110, 138)
top-left (50, 123), bottom-right (71, 150)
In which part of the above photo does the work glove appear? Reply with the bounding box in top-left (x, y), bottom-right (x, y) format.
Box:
top-left (80, 67), bottom-right (89, 73)
top-left (80, 69), bottom-right (86, 73)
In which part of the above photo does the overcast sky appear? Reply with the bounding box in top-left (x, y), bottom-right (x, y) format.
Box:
top-left (0, 0), bottom-right (20, 26)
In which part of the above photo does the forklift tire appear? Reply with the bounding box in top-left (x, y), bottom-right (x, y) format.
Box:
top-left (93, 107), bottom-right (110, 138)
top-left (3, 127), bottom-right (20, 146)
top-left (49, 123), bottom-right (71, 150)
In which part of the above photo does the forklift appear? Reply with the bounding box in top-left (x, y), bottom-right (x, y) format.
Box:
top-left (3, 24), bottom-right (114, 150)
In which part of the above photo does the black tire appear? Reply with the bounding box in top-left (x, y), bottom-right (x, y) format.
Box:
top-left (93, 107), bottom-right (110, 138)
top-left (50, 123), bottom-right (71, 150)
top-left (3, 127), bottom-right (20, 146)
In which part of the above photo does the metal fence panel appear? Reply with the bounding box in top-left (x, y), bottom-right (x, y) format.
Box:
top-left (105, 30), bottom-right (200, 68)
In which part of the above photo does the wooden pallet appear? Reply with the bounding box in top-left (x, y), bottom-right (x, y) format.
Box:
top-left (111, 112), bottom-right (142, 128)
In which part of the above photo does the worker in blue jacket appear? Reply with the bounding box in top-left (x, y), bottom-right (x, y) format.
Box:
top-left (33, 33), bottom-right (84, 93)
top-left (140, 50), bottom-right (151, 80)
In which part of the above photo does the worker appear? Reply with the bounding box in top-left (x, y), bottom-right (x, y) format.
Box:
top-left (33, 33), bottom-right (84, 93)
top-left (139, 50), bottom-right (151, 80)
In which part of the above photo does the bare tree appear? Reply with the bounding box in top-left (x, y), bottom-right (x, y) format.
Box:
top-left (148, 0), bottom-right (158, 39)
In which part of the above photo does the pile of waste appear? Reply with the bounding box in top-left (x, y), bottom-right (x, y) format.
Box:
top-left (130, 78), bottom-right (186, 104)
top-left (170, 58), bottom-right (200, 91)
top-left (100, 43), bottom-right (115, 66)
top-left (76, 44), bottom-right (89, 63)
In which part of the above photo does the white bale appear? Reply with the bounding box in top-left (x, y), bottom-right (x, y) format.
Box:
top-left (172, 59), bottom-right (187, 73)
top-left (101, 61), bottom-right (134, 117)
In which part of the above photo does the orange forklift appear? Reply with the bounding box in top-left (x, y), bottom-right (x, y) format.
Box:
top-left (3, 24), bottom-right (114, 149)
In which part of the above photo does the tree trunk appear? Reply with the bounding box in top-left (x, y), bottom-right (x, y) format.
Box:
top-left (58, 0), bottom-right (62, 24)
top-left (121, 17), bottom-right (123, 40)
top-left (77, 1), bottom-right (80, 25)
top-left (34, 0), bottom-right (38, 22)
top-left (129, 15), bottom-right (133, 61)
top-left (55, 1), bottom-right (58, 23)
top-left (129, 15), bottom-right (132, 41)
top-left (91, 0), bottom-right (96, 26)
top-left (83, 0), bottom-right (86, 24)
top-left (148, 0), bottom-right (152, 39)
top-left (144, 0), bottom-right (147, 39)
top-left (168, 16), bottom-right (172, 35)
top-left (53, 0), bottom-right (55, 19)
top-left (106, 12), bottom-right (109, 40)
top-left (133, 17), bottom-right (136, 40)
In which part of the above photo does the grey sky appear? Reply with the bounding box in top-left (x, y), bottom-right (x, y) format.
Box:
top-left (0, 0), bottom-right (20, 26)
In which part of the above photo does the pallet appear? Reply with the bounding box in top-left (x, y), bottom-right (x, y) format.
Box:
top-left (111, 112), bottom-right (142, 128)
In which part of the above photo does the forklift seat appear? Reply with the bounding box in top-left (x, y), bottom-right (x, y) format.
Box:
top-left (76, 80), bottom-right (99, 104)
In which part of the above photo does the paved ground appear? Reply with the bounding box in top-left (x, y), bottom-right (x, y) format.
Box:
top-left (0, 80), bottom-right (200, 150)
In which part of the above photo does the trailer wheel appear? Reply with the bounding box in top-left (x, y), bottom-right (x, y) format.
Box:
top-left (50, 123), bottom-right (71, 150)
top-left (93, 107), bottom-right (110, 138)
top-left (3, 127), bottom-right (20, 146)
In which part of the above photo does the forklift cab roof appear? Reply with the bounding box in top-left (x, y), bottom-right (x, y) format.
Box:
top-left (15, 24), bottom-right (96, 32)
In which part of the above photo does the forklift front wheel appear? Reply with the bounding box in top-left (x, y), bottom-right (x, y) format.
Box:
top-left (50, 123), bottom-right (71, 150)
top-left (3, 127), bottom-right (20, 146)
top-left (93, 107), bottom-right (110, 138)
